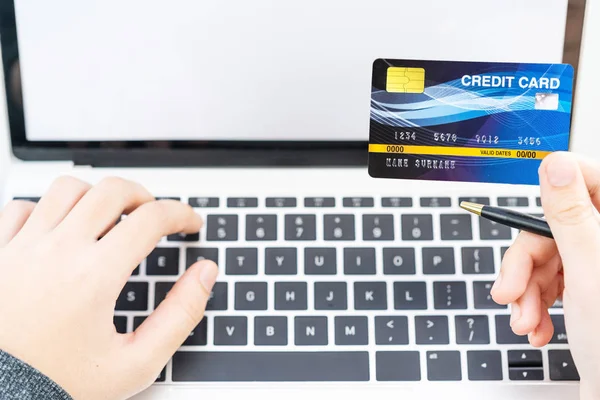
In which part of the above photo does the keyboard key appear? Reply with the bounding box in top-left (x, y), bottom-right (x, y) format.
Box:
top-left (375, 316), bottom-right (409, 345)
top-left (235, 282), bottom-right (268, 310)
top-left (440, 214), bottom-right (473, 240)
top-left (155, 196), bottom-right (181, 201)
top-left (536, 197), bottom-right (542, 207)
top-left (226, 248), bottom-right (258, 275)
top-left (344, 248), bottom-right (376, 275)
top-left (172, 351), bottom-right (369, 381)
top-left (458, 197), bottom-right (490, 206)
top-left (550, 315), bottom-right (568, 343)
top-left (383, 248), bottom-right (416, 275)
top-left (433, 281), bottom-right (467, 309)
top-left (473, 281), bottom-right (506, 309)
top-left (381, 197), bottom-right (412, 207)
top-left (227, 197), bottom-right (258, 208)
top-left (420, 197), bottom-right (451, 207)
top-left (498, 197), bottom-right (529, 207)
top-left (479, 218), bottom-right (512, 240)
top-left (116, 282), bottom-right (148, 311)
top-left (426, 351), bottom-right (462, 381)
top-left (265, 248), bottom-right (297, 275)
top-left (295, 317), bottom-right (328, 346)
top-left (214, 316), bottom-right (248, 346)
top-left (207, 215), bottom-right (238, 241)
top-left (266, 197), bottom-right (296, 208)
top-left (509, 367), bottom-right (544, 381)
top-left (305, 248), bottom-right (337, 275)
top-left (394, 282), bottom-right (427, 310)
top-left (324, 215), bottom-right (355, 241)
top-left (362, 215), bottom-right (394, 240)
top-left (467, 351), bottom-right (502, 380)
top-left (113, 316), bottom-right (127, 334)
top-left (304, 197), bottom-right (335, 208)
top-left (495, 315), bottom-right (528, 344)
top-left (335, 316), bottom-right (368, 345)
top-left (131, 265), bottom-right (140, 276)
top-left (284, 215), bottom-right (316, 241)
top-left (246, 215), bottom-right (277, 241)
top-left (422, 248), bottom-right (455, 274)
top-left (343, 197), bottom-right (374, 207)
top-left (549, 350), bottom-right (580, 380)
top-left (12, 196), bottom-right (40, 202)
top-left (401, 215), bottom-right (433, 241)
top-left (154, 282), bottom-right (175, 309)
top-left (133, 316), bottom-right (146, 330)
top-left (508, 350), bottom-right (543, 367)
top-left (206, 282), bottom-right (228, 311)
top-left (314, 282), bottom-right (347, 310)
top-left (462, 247), bottom-right (494, 274)
top-left (146, 248), bottom-right (179, 276)
top-left (186, 248), bottom-right (219, 267)
top-left (354, 282), bottom-right (387, 310)
top-left (455, 315), bottom-right (490, 344)
top-left (376, 352), bottom-right (421, 381)
top-left (183, 319), bottom-right (208, 346)
top-left (275, 282), bottom-right (307, 310)
top-left (188, 197), bottom-right (219, 208)
top-left (156, 368), bottom-right (166, 382)
top-left (167, 231), bottom-right (200, 242)
top-left (254, 317), bottom-right (288, 346)
top-left (415, 316), bottom-right (449, 345)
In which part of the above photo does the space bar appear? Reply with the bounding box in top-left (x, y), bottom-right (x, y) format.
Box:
top-left (172, 351), bottom-right (370, 381)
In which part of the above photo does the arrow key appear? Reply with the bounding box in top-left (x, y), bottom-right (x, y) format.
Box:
top-left (375, 316), bottom-right (409, 345)
top-left (508, 350), bottom-right (542, 367)
top-left (549, 350), bottom-right (580, 381)
top-left (509, 367), bottom-right (543, 381)
top-left (467, 351), bottom-right (502, 381)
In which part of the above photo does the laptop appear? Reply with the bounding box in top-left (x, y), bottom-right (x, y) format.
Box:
top-left (0, 0), bottom-right (596, 399)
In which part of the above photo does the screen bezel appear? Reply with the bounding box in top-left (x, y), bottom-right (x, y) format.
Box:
top-left (0, 0), bottom-right (587, 167)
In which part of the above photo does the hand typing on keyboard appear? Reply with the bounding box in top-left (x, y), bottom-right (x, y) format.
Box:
top-left (491, 152), bottom-right (600, 400)
top-left (0, 177), bottom-right (218, 399)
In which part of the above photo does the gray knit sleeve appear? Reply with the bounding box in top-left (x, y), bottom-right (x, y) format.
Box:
top-left (0, 350), bottom-right (72, 400)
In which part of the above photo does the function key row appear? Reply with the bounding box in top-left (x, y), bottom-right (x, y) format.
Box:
top-left (192, 214), bottom-right (514, 242)
top-left (115, 280), bottom-right (506, 312)
top-left (137, 246), bottom-right (503, 276)
top-left (147, 196), bottom-right (542, 208)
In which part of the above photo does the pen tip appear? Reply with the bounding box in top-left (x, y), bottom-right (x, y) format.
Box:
top-left (460, 201), bottom-right (484, 216)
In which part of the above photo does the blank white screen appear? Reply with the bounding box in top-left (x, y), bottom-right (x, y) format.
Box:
top-left (15, 0), bottom-right (568, 141)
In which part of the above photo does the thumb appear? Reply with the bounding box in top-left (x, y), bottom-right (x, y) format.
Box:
top-left (129, 259), bottom-right (218, 371)
top-left (539, 152), bottom-right (600, 291)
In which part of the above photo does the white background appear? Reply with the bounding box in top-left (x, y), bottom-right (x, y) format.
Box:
top-left (15, 0), bottom-right (568, 142)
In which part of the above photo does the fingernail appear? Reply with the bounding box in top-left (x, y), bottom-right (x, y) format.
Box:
top-left (510, 302), bottom-right (521, 326)
top-left (491, 274), bottom-right (503, 294)
top-left (197, 260), bottom-right (218, 291)
top-left (546, 154), bottom-right (576, 187)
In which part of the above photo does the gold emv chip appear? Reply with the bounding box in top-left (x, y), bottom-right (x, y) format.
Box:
top-left (386, 67), bottom-right (425, 93)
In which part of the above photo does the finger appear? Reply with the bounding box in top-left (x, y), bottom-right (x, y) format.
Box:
top-left (12, 176), bottom-right (91, 241)
top-left (128, 260), bottom-right (218, 374)
top-left (55, 177), bottom-right (155, 240)
top-left (528, 307), bottom-right (554, 348)
top-left (565, 153), bottom-right (600, 210)
top-left (510, 278), bottom-right (542, 336)
top-left (0, 200), bottom-right (36, 246)
top-left (96, 200), bottom-right (203, 284)
top-left (539, 152), bottom-right (600, 300)
top-left (491, 231), bottom-right (557, 304)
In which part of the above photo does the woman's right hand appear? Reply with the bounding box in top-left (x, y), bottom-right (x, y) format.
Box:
top-left (491, 152), bottom-right (600, 400)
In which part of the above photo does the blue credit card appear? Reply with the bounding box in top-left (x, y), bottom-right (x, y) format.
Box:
top-left (368, 59), bottom-right (574, 185)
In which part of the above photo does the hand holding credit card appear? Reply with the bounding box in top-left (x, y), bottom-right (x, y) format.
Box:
top-left (368, 59), bottom-right (574, 185)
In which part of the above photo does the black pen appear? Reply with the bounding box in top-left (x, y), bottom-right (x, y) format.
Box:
top-left (459, 201), bottom-right (553, 239)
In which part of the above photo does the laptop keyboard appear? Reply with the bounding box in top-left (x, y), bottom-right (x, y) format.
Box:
top-left (15, 194), bottom-right (578, 383)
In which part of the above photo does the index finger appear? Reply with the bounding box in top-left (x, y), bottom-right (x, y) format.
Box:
top-left (95, 200), bottom-right (203, 287)
top-left (491, 230), bottom-right (557, 305)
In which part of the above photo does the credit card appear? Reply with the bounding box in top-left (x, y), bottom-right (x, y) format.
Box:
top-left (368, 59), bottom-right (574, 185)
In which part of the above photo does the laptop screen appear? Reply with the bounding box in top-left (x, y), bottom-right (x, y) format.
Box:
top-left (7, 0), bottom-right (574, 144)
